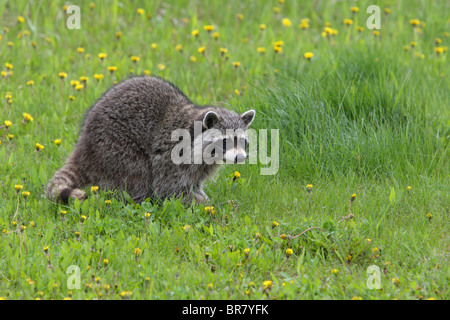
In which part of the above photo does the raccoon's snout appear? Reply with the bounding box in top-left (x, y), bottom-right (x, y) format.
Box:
top-left (235, 154), bottom-right (246, 163)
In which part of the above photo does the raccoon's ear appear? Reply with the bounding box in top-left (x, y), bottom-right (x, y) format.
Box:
top-left (241, 109), bottom-right (256, 128)
top-left (202, 111), bottom-right (220, 129)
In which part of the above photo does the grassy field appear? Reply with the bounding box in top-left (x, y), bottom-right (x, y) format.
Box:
top-left (0, 0), bottom-right (449, 300)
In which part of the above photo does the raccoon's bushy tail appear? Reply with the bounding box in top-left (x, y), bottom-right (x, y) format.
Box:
top-left (46, 164), bottom-right (86, 203)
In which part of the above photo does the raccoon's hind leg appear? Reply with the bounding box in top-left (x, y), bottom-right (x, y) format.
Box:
top-left (46, 164), bottom-right (86, 203)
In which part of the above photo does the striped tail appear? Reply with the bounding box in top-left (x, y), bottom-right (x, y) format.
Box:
top-left (46, 164), bottom-right (86, 203)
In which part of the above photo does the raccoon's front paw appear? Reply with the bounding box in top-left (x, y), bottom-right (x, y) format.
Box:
top-left (194, 192), bottom-right (209, 204)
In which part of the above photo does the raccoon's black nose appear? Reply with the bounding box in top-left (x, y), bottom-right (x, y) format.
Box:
top-left (235, 155), bottom-right (246, 163)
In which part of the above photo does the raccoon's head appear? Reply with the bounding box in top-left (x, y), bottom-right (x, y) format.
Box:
top-left (199, 109), bottom-right (255, 164)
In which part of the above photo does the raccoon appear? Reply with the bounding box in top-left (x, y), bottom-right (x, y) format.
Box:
top-left (46, 76), bottom-right (255, 204)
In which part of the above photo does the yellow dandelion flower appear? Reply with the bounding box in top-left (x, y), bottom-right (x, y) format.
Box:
top-left (351, 7), bottom-right (359, 13)
top-left (434, 47), bottom-right (444, 55)
top-left (198, 46), bottom-right (206, 54)
top-left (15, 185), bottom-right (23, 192)
top-left (232, 61), bottom-right (241, 68)
top-left (108, 66), bottom-right (117, 73)
top-left (23, 113), bottom-right (34, 122)
top-left (233, 171), bottom-right (240, 179)
top-left (80, 76), bottom-right (89, 83)
top-left (203, 25), bottom-right (214, 32)
top-left (91, 186), bottom-right (99, 193)
top-left (410, 19), bottom-right (420, 27)
top-left (282, 18), bottom-right (292, 27)
top-left (80, 215), bottom-right (87, 223)
top-left (243, 248), bottom-right (250, 256)
top-left (286, 248), bottom-right (293, 257)
top-left (260, 24), bottom-right (266, 31)
top-left (331, 268), bottom-right (338, 274)
top-left (157, 64), bottom-right (166, 71)
top-left (175, 44), bottom-right (183, 52)
top-left (131, 56), bottom-right (140, 62)
top-left (77, 47), bottom-right (85, 53)
top-left (373, 30), bottom-right (380, 37)
top-left (35, 143), bottom-right (44, 151)
top-left (22, 191), bottom-right (31, 198)
top-left (212, 32), bottom-right (220, 40)
top-left (257, 47), bottom-right (266, 54)
top-left (304, 52), bottom-right (314, 60)
top-left (134, 248), bottom-right (142, 255)
top-left (273, 7), bottom-right (280, 13)
top-left (263, 280), bottom-right (272, 289)
top-left (272, 221), bottom-right (279, 228)
top-left (58, 72), bottom-right (67, 79)
top-left (344, 19), bottom-right (353, 26)
top-left (98, 53), bottom-right (107, 60)
top-left (384, 8), bottom-right (391, 14)
top-left (137, 8), bottom-right (145, 15)
top-left (190, 56), bottom-right (197, 62)
top-left (94, 74), bottom-right (104, 81)
top-left (151, 43), bottom-right (157, 49)
top-left (192, 29), bottom-right (199, 37)
top-left (4, 120), bottom-right (13, 128)
top-left (75, 84), bottom-right (84, 90)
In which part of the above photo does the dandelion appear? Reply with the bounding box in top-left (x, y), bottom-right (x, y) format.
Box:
top-left (157, 64), bottom-right (166, 71)
top-left (299, 22), bottom-right (309, 29)
top-left (75, 84), bottom-right (84, 91)
top-left (434, 47), bottom-right (444, 55)
top-left (43, 245), bottom-right (49, 254)
top-left (134, 248), bottom-right (142, 255)
top-left (282, 18), bottom-right (292, 27)
top-left (115, 31), bottom-right (122, 39)
top-left (144, 212), bottom-right (151, 219)
top-left (183, 224), bottom-right (190, 232)
top-left (143, 70), bottom-right (151, 76)
top-left (22, 191), bottom-right (31, 199)
top-left (23, 113), bottom-right (34, 122)
top-left (357, 26), bottom-right (364, 32)
top-left (69, 95), bottom-right (76, 101)
top-left (366, 238), bottom-right (371, 243)
top-left (406, 186), bottom-right (412, 191)
top-left (410, 19), bottom-right (420, 27)
top-left (75, 231), bottom-right (81, 238)
top-left (344, 19), bottom-right (353, 26)
top-left (203, 25), bottom-right (214, 32)
top-left (103, 259), bottom-right (109, 266)
top-left (80, 76), bottom-right (89, 84)
top-left (257, 47), bottom-right (266, 54)
top-left (286, 248), bottom-right (293, 257)
top-left (204, 206), bottom-right (216, 215)
top-left (232, 61), bottom-right (241, 68)
top-left (426, 213), bottom-right (432, 221)
top-left (120, 291), bottom-right (132, 299)
top-left (212, 32), bottom-right (220, 40)
top-left (435, 38), bottom-right (442, 45)
top-left (94, 74), bottom-right (104, 81)
top-left (175, 44), bottom-right (183, 52)
top-left (91, 186), bottom-right (99, 193)
top-left (131, 56), bottom-right (140, 63)
top-left (105, 200), bottom-right (112, 205)
top-left (190, 56), bottom-right (197, 62)
top-left (260, 24), bottom-right (266, 31)
top-left (403, 45), bottom-right (410, 51)
top-left (410, 41), bottom-right (417, 48)
top-left (272, 221), bottom-right (279, 228)
top-left (80, 215), bottom-right (87, 223)
top-left (304, 52), bottom-right (314, 60)
top-left (263, 280), bottom-right (272, 289)
top-left (373, 30), bottom-right (380, 37)
top-left (331, 269), bottom-right (338, 274)
top-left (392, 278), bottom-right (400, 285)
top-left (77, 47), bottom-right (85, 53)
top-left (220, 48), bottom-right (228, 56)
top-left (208, 283), bottom-right (213, 290)
top-left (273, 7), bottom-right (280, 13)
top-left (236, 13), bottom-right (244, 20)
top-left (35, 143), bottom-right (44, 152)
top-left (58, 72), bottom-right (67, 79)
top-left (4, 120), bottom-right (13, 128)
top-left (151, 43), bottom-right (157, 49)
top-left (198, 46), bottom-right (206, 54)
top-left (98, 53), bottom-right (107, 61)
top-left (7, 41), bottom-right (13, 47)
top-left (26, 80), bottom-right (34, 86)
top-left (108, 66), bottom-right (117, 73)
top-left (233, 171), bottom-right (240, 180)
top-left (350, 7), bottom-right (359, 13)
top-left (192, 29), bottom-right (199, 37)
top-left (346, 254), bottom-right (352, 261)
top-left (384, 8), bottom-right (391, 14)
top-left (352, 296), bottom-right (363, 300)
top-left (18, 16), bottom-right (25, 23)
top-left (137, 8), bottom-right (145, 15)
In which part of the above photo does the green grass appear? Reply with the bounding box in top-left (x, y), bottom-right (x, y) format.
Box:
top-left (0, 0), bottom-right (449, 300)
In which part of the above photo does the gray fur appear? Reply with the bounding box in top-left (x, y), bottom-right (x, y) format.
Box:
top-left (46, 76), bottom-right (255, 204)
